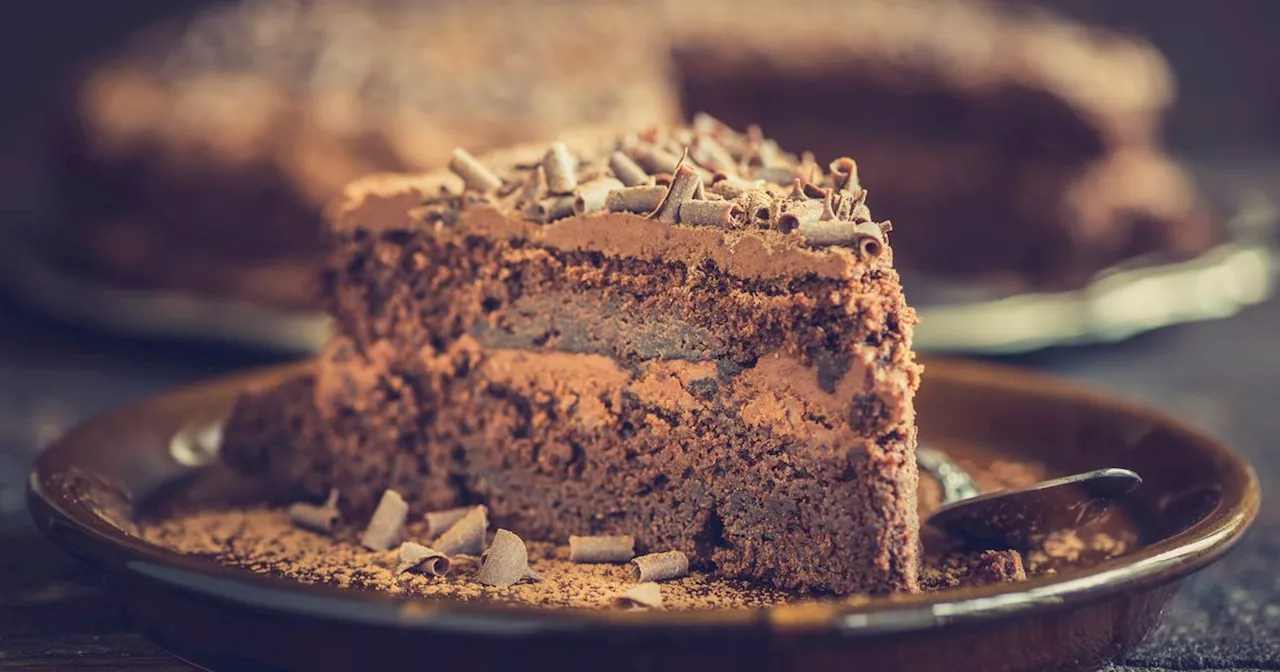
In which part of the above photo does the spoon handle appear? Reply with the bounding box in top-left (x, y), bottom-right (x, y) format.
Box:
top-left (916, 444), bottom-right (981, 504)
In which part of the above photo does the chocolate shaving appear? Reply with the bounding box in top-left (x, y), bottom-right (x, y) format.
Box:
top-left (776, 200), bottom-right (824, 234)
top-left (542, 141), bottom-right (578, 195)
top-left (853, 221), bottom-right (887, 259)
top-left (650, 160), bottom-right (703, 224)
top-left (755, 165), bottom-right (798, 186)
top-left (287, 489), bottom-right (340, 535)
top-left (742, 190), bottom-right (775, 228)
top-left (612, 582), bottom-right (663, 610)
top-left (829, 157), bottom-right (860, 194)
top-left (679, 199), bottom-right (743, 227)
top-left (568, 535), bottom-right (635, 563)
top-left (632, 551), bottom-right (689, 582)
top-left (710, 175), bottom-right (764, 200)
top-left (529, 195), bottom-right (575, 223)
top-left (572, 177), bottom-right (625, 215)
top-left (820, 191), bottom-right (837, 221)
top-left (359, 489), bottom-right (408, 551)
top-left (395, 542), bottom-right (451, 576)
top-left (606, 185), bottom-right (668, 213)
top-left (803, 182), bottom-right (829, 200)
top-left (423, 506), bottom-right (473, 538)
top-left (609, 151), bottom-right (649, 187)
top-left (634, 146), bottom-right (682, 175)
top-left (799, 151), bottom-right (822, 184)
top-left (434, 505), bottom-right (488, 557)
top-left (850, 190), bottom-right (872, 223)
top-left (448, 148), bottom-right (503, 192)
top-left (787, 179), bottom-right (805, 201)
top-left (692, 136), bottom-right (737, 173)
top-left (478, 529), bottom-right (534, 588)
top-left (799, 220), bottom-right (858, 248)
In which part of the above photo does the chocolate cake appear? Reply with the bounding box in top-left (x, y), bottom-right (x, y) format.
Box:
top-left (222, 121), bottom-right (923, 594)
top-left (669, 0), bottom-right (1215, 290)
top-left (50, 0), bottom-right (679, 308)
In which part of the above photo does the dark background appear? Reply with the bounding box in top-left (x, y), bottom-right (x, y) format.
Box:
top-left (0, 1), bottom-right (1277, 669)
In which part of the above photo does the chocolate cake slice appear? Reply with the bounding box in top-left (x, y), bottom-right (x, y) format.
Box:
top-left (222, 121), bottom-right (922, 594)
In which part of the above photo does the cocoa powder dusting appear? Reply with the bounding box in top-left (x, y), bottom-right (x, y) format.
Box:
top-left (141, 508), bottom-right (791, 609)
top-left (141, 447), bottom-right (1135, 608)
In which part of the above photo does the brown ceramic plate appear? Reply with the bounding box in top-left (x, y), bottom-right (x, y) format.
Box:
top-left (28, 359), bottom-right (1259, 672)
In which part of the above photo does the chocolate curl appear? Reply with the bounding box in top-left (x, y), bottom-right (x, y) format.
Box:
top-left (287, 489), bottom-right (340, 534)
top-left (829, 157), bottom-right (860, 194)
top-left (710, 174), bottom-right (764, 200)
top-left (799, 220), bottom-right (858, 248)
top-left (755, 165), bottom-right (798, 186)
top-left (742, 190), bottom-right (776, 229)
top-left (634, 146), bottom-right (682, 175)
top-left (803, 182), bottom-right (829, 200)
top-left (799, 151), bottom-right (822, 184)
top-left (787, 178), bottom-right (805, 201)
top-left (568, 535), bottom-right (635, 563)
top-left (853, 221), bottom-right (887, 259)
top-left (360, 489), bottom-right (408, 551)
top-left (631, 550), bottom-right (689, 582)
top-left (395, 542), bottom-right (451, 576)
top-left (850, 190), bottom-right (872, 223)
top-left (776, 200), bottom-right (825, 234)
top-left (612, 582), bottom-right (663, 610)
top-left (434, 505), bottom-right (488, 557)
top-left (692, 136), bottom-right (737, 174)
top-left (528, 195), bottom-right (575, 223)
top-left (478, 529), bottom-right (535, 587)
top-left (542, 141), bottom-right (578, 195)
top-left (820, 191), bottom-right (837, 221)
top-left (607, 185), bottom-right (668, 213)
top-left (572, 177), bottom-right (625, 215)
top-left (610, 151), bottom-right (649, 187)
top-left (423, 506), bottom-right (472, 538)
top-left (448, 148), bottom-right (503, 192)
top-left (680, 199), bottom-right (743, 227)
top-left (650, 162), bottom-right (704, 224)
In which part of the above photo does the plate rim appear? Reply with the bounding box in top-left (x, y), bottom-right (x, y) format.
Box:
top-left (27, 358), bottom-right (1261, 638)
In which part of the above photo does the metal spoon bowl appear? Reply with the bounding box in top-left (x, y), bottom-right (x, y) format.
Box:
top-left (917, 445), bottom-right (1142, 549)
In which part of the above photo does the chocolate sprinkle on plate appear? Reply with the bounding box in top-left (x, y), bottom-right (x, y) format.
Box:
top-left (433, 505), bottom-right (488, 557)
top-left (359, 489), bottom-right (407, 551)
top-left (478, 529), bottom-right (534, 588)
top-left (631, 550), bottom-right (690, 583)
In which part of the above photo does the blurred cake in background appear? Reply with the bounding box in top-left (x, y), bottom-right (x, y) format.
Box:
top-left (43, 0), bottom-right (1216, 324)
top-left (672, 0), bottom-right (1216, 292)
top-left (50, 0), bottom-right (680, 310)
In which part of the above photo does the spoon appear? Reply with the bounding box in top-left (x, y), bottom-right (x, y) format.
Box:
top-left (917, 445), bottom-right (1142, 549)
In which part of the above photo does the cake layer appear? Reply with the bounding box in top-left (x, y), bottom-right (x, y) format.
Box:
top-left (224, 121), bottom-right (921, 594)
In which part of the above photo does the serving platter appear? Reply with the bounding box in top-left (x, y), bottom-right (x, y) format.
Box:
top-left (28, 358), bottom-right (1259, 672)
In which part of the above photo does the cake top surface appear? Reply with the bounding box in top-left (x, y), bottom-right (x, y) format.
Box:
top-left (666, 0), bottom-right (1172, 138)
top-left (333, 117), bottom-right (896, 282)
